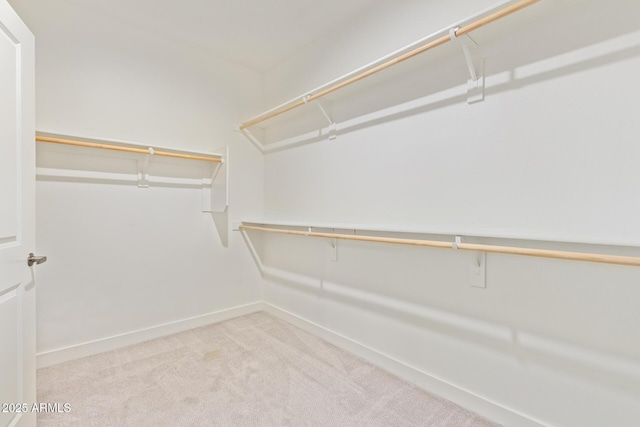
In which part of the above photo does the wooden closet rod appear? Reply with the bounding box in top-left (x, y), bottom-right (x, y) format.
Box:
top-left (239, 0), bottom-right (539, 130)
top-left (241, 225), bottom-right (453, 249)
top-left (240, 225), bottom-right (640, 267)
top-left (36, 136), bottom-right (222, 163)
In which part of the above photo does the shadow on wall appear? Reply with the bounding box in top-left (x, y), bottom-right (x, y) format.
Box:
top-left (339, 41), bottom-right (640, 145)
top-left (258, 1), bottom-right (640, 151)
top-left (264, 259), bottom-right (640, 396)
top-left (211, 210), bottom-right (228, 247)
top-left (243, 229), bottom-right (640, 397)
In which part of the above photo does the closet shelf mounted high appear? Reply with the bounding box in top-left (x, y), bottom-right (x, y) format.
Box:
top-left (36, 132), bottom-right (228, 213)
top-left (238, 0), bottom-right (540, 151)
top-left (36, 135), bottom-right (222, 163)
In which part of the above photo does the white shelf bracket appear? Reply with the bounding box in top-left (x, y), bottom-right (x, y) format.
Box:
top-left (202, 145), bottom-right (229, 213)
top-left (452, 235), bottom-right (462, 250)
top-left (137, 147), bottom-right (154, 188)
top-left (306, 95), bottom-right (337, 141)
top-left (238, 128), bottom-right (266, 153)
top-left (449, 27), bottom-right (484, 104)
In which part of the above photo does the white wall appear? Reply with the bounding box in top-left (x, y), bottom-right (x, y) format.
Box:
top-left (258, 0), bottom-right (640, 426)
top-left (9, 0), bottom-right (640, 424)
top-left (9, 0), bottom-right (264, 361)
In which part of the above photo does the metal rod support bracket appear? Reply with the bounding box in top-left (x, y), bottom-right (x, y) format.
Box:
top-left (314, 97), bottom-right (337, 141)
top-left (200, 144), bottom-right (229, 216)
top-left (453, 235), bottom-right (462, 250)
top-left (449, 27), bottom-right (484, 104)
top-left (137, 147), bottom-right (154, 188)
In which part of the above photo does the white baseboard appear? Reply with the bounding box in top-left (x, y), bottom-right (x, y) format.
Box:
top-left (263, 302), bottom-right (545, 427)
top-left (36, 302), bottom-right (263, 368)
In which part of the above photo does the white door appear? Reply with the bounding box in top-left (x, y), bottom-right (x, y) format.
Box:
top-left (0, 1), bottom-right (36, 426)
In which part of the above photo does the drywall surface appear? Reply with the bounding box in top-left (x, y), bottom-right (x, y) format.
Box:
top-left (262, 0), bottom-right (640, 246)
top-left (9, 0), bottom-right (264, 356)
top-left (259, 0), bottom-right (640, 425)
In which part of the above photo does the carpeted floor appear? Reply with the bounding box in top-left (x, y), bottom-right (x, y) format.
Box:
top-left (37, 312), bottom-right (500, 426)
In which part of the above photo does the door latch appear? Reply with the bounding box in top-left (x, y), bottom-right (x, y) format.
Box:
top-left (27, 253), bottom-right (47, 266)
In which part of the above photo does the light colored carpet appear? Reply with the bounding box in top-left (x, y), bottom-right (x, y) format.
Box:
top-left (37, 312), bottom-right (500, 426)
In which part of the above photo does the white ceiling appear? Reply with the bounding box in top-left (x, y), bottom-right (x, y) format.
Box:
top-left (65, 0), bottom-right (382, 72)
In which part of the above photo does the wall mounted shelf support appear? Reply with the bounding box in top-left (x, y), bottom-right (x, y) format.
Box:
top-left (202, 145), bottom-right (229, 213)
top-left (449, 27), bottom-right (484, 104)
top-left (239, 128), bottom-right (266, 153)
top-left (36, 132), bottom-right (226, 213)
top-left (137, 148), bottom-right (154, 188)
top-left (238, 96), bottom-right (337, 153)
top-left (306, 96), bottom-right (337, 141)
